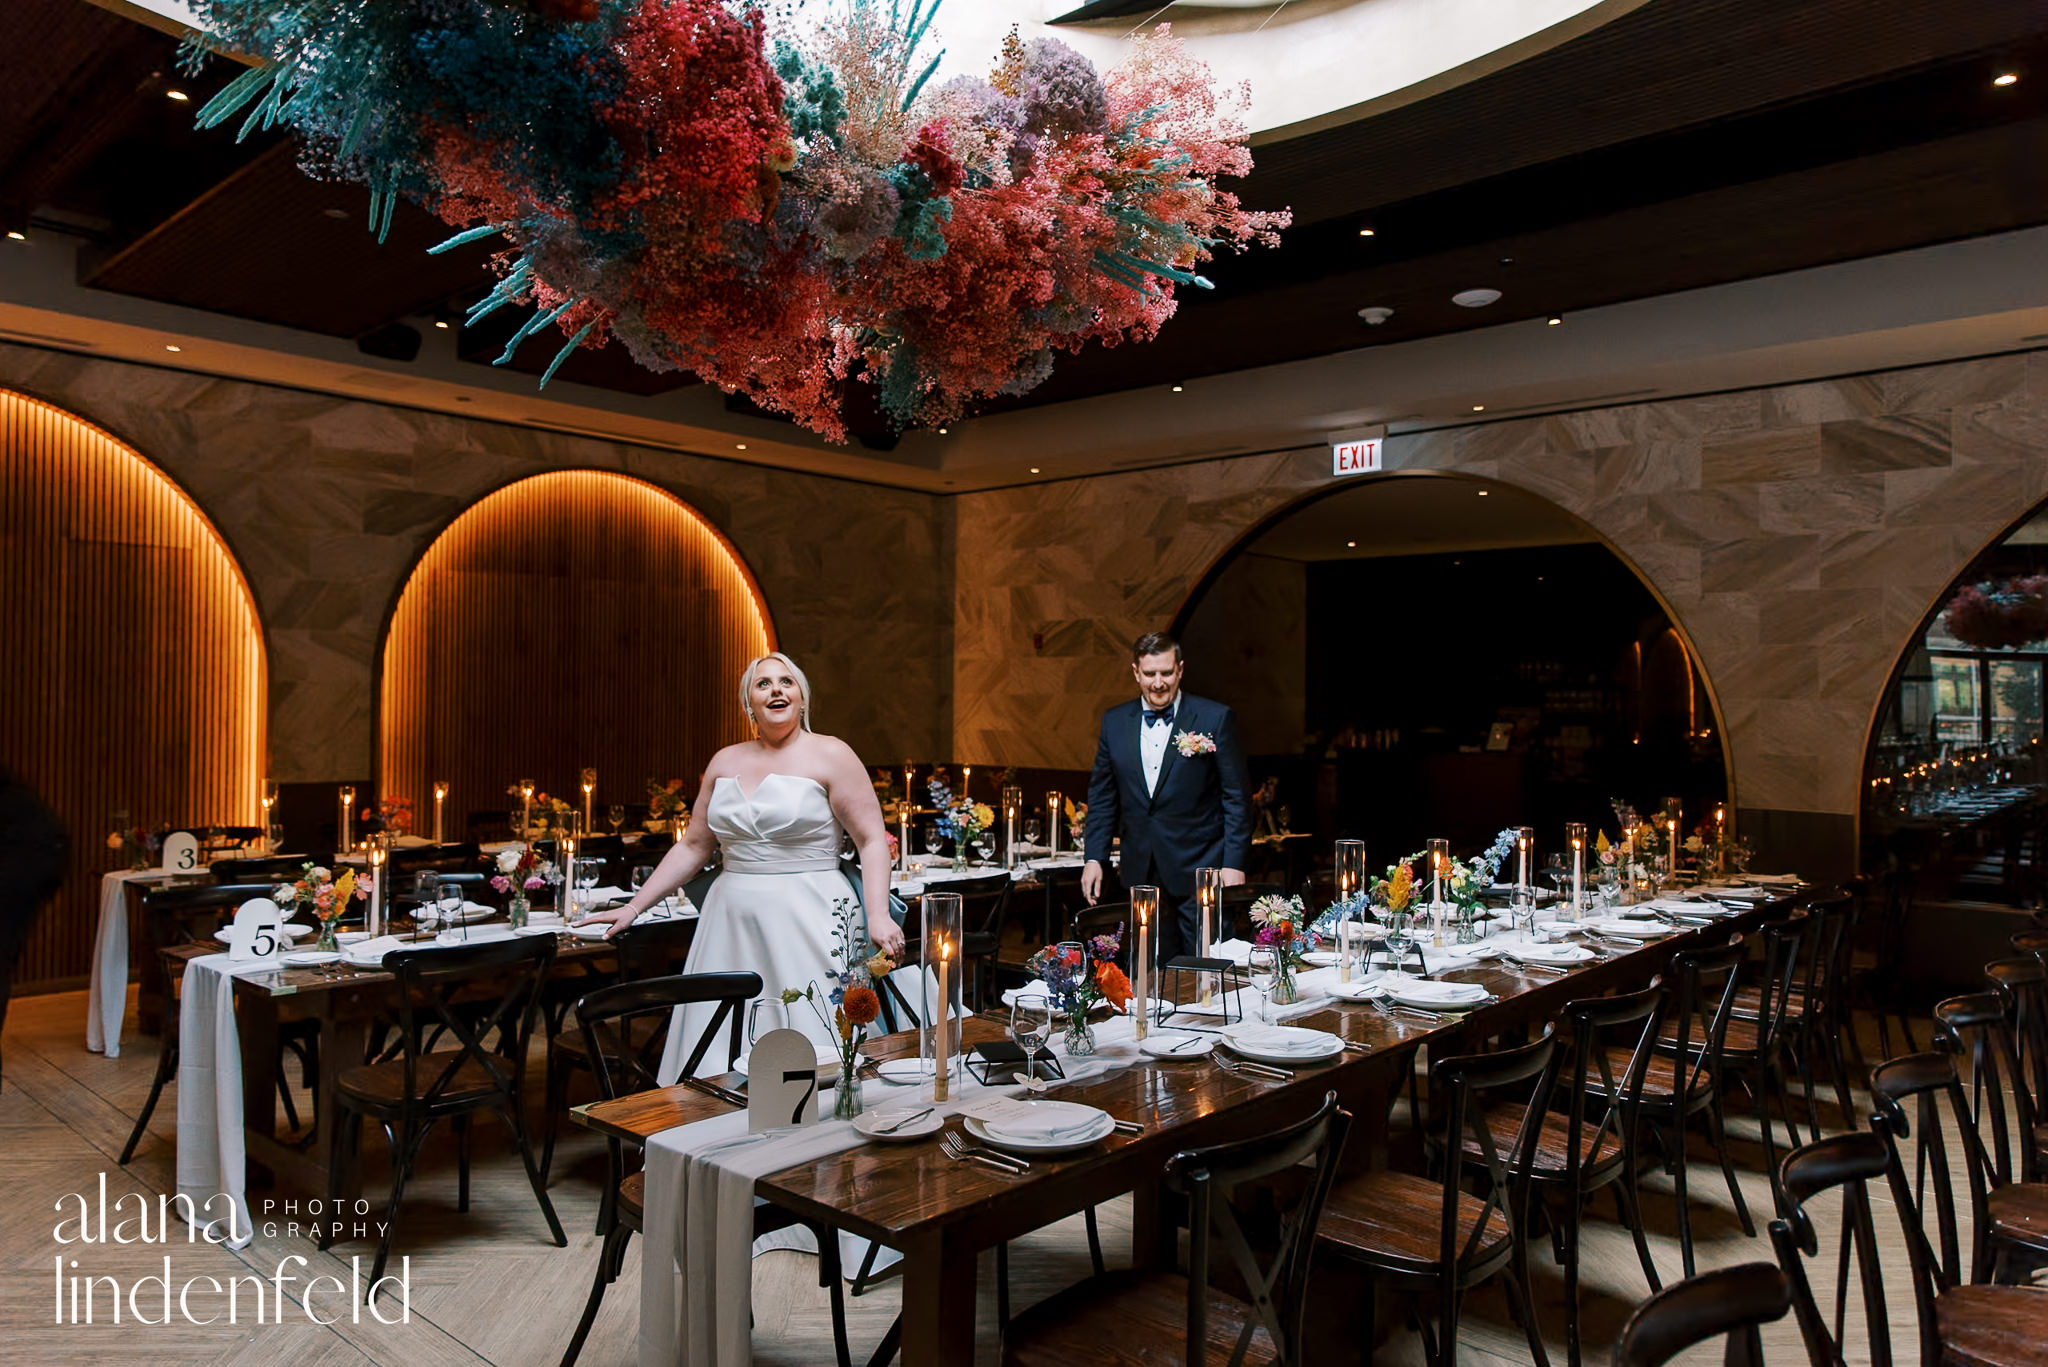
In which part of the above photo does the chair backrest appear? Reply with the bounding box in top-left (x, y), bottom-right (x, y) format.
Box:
top-left (209, 854), bottom-right (316, 882)
top-left (573, 971), bottom-right (764, 1096)
top-left (1767, 1131), bottom-right (1895, 1367)
top-left (1796, 890), bottom-right (1854, 1017)
top-left (388, 842), bottom-right (483, 876)
top-left (1743, 911), bottom-right (1809, 1055)
top-left (612, 913), bottom-right (699, 982)
top-left (142, 880), bottom-right (289, 938)
top-left (1868, 1051), bottom-right (1995, 1295)
top-left (1069, 903), bottom-right (1133, 970)
top-left (1220, 883), bottom-right (1283, 939)
top-left (1167, 1090), bottom-right (1350, 1367)
top-left (946, 872), bottom-right (1013, 937)
top-left (1435, 1027), bottom-right (1560, 1275)
top-left (1560, 978), bottom-right (1665, 1186)
top-left (1668, 934), bottom-right (1748, 1095)
top-left (2008, 927), bottom-right (2048, 954)
top-left (1612, 1263), bottom-right (1792, 1367)
top-left (1934, 991), bottom-right (2035, 1185)
top-left (1983, 955), bottom-right (2048, 1115)
top-left (380, 934), bottom-right (557, 1109)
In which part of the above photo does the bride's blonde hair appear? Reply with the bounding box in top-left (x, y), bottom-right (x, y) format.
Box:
top-left (740, 652), bottom-right (814, 731)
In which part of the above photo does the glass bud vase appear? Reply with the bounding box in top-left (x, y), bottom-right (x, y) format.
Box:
top-left (1454, 904), bottom-right (1479, 945)
top-left (1062, 1013), bottom-right (1097, 1056)
top-left (509, 893), bottom-right (529, 930)
top-left (1271, 957), bottom-right (1300, 1006)
top-left (315, 917), bottom-right (339, 953)
top-left (833, 1049), bottom-right (864, 1120)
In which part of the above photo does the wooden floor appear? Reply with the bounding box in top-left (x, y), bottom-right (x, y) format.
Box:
top-left (1, 986), bottom-right (1953, 1366)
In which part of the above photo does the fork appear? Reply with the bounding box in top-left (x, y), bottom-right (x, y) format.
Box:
top-left (941, 1131), bottom-right (1028, 1174)
top-left (1369, 997), bottom-right (1445, 1025)
top-left (1215, 1054), bottom-right (1293, 1081)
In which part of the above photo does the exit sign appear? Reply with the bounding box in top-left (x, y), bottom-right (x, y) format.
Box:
top-left (1331, 438), bottom-right (1381, 476)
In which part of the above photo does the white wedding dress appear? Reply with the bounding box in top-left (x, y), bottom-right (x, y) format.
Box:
top-left (658, 773), bottom-right (852, 1083)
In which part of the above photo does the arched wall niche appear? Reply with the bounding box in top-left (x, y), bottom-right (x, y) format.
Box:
top-left (0, 387), bottom-right (266, 988)
top-left (377, 470), bottom-right (775, 839)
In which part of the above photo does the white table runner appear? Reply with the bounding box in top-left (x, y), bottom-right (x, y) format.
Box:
top-left (86, 869), bottom-right (188, 1058)
top-left (640, 1015), bottom-right (1148, 1367)
top-left (173, 953), bottom-right (286, 1249)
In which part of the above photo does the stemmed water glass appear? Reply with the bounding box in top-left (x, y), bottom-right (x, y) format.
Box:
top-left (575, 857), bottom-right (600, 912)
top-left (608, 804), bottom-right (626, 835)
top-left (748, 998), bottom-right (788, 1054)
top-left (1010, 995), bottom-right (1052, 1086)
top-left (971, 833), bottom-right (993, 866)
top-left (1247, 945), bottom-right (1278, 1023)
top-left (1383, 907), bottom-right (1415, 976)
top-left (1021, 816), bottom-right (1042, 849)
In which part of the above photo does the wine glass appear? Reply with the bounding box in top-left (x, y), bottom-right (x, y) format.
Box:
top-left (1022, 816), bottom-right (1042, 848)
top-left (630, 864), bottom-right (654, 894)
top-left (921, 823), bottom-right (943, 859)
top-left (748, 998), bottom-right (788, 1052)
top-left (1010, 994), bottom-right (1052, 1086)
top-left (608, 804), bottom-right (626, 836)
top-left (1383, 908), bottom-right (1415, 976)
top-left (971, 833), bottom-right (993, 866)
top-left (1247, 945), bottom-right (1278, 1023)
top-left (576, 857), bottom-right (600, 910)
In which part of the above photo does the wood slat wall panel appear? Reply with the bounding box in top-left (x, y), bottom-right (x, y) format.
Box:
top-left (378, 471), bottom-right (773, 840)
top-left (0, 389), bottom-right (265, 989)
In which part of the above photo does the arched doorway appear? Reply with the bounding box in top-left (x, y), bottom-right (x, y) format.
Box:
top-left (377, 470), bottom-right (774, 837)
top-left (0, 389), bottom-right (266, 988)
top-left (1173, 472), bottom-right (1729, 869)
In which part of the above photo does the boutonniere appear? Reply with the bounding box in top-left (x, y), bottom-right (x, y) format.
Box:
top-left (1173, 729), bottom-right (1217, 757)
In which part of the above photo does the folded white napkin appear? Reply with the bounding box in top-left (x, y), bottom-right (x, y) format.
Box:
top-left (1209, 938), bottom-right (1253, 966)
top-left (1227, 1024), bottom-right (1335, 1054)
top-left (969, 1100), bottom-right (1103, 1141)
top-left (341, 934), bottom-right (408, 965)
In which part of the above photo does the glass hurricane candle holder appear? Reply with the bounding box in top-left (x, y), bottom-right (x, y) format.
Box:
top-left (1002, 784), bottom-right (1023, 868)
top-left (338, 785), bottom-right (355, 855)
top-left (921, 892), bottom-right (964, 1102)
top-left (1129, 884), bottom-right (1158, 1039)
top-left (1565, 822), bottom-right (1588, 917)
top-left (1195, 867), bottom-right (1221, 1004)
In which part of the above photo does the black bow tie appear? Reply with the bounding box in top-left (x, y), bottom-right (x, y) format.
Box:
top-left (1144, 707), bottom-right (1173, 724)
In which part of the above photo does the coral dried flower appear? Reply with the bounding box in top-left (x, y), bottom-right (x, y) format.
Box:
top-left (1095, 962), bottom-right (1133, 1011)
top-left (842, 984), bottom-right (881, 1027)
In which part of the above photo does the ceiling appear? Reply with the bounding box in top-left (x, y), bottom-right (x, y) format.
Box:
top-left (3, 0), bottom-right (2047, 473)
top-left (1246, 474), bottom-right (1597, 562)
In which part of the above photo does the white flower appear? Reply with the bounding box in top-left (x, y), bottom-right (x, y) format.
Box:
top-left (310, 866), bottom-right (331, 880)
top-left (1173, 729), bottom-right (1218, 757)
top-left (496, 847), bottom-right (523, 873)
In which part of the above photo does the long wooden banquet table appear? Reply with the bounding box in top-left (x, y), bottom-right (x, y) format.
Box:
top-left (575, 891), bottom-right (1799, 1366)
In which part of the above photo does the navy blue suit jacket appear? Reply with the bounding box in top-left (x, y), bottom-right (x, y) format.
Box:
top-left (1083, 692), bottom-right (1250, 902)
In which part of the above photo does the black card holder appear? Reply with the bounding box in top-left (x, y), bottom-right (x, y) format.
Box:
top-left (967, 1040), bottom-right (1064, 1086)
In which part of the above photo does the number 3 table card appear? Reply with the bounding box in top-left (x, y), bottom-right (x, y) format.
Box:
top-left (746, 1028), bottom-right (821, 1132)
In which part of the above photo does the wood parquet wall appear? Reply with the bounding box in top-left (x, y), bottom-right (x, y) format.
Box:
top-left (0, 388), bottom-right (264, 986)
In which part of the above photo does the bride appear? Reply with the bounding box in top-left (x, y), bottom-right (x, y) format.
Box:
top-left (575, 651), bottom-right (904, 1074)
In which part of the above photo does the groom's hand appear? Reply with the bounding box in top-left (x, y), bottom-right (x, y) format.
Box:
top-left (1220, 868), bottom-right (1246, 888)
top-left (1082, 860), bottom-right (1104, 904)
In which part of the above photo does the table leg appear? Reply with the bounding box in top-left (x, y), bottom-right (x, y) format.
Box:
top-left (314, 1010), bottom-right (367, 1200)
top-left (897, 1229), bottom-right (977, 1367)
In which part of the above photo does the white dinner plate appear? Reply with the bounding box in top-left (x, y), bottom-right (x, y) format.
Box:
top-left (1001, 985), bottom-right (1098, 1019)
top-left (1382, 979), bottom-right (1491, 1010)
top-left (965, 1105), bottom-right (1114, 1155)
top-left (280, 923), bottom-right (313, 940)
top-left (1141, 1032), bottom-right (1216, 1059)
top-left (875, 1058), bottom-right (937, 1084)
top-left (1300, 950), bottom-right (1340, 967)
top-left (1589, 918), bottom-right (1676, 940)
top-left (1496, 943), bottom-right (1596, 966)
top-left (854, 1106), bottom-right (944, 1142)
top-left (1220, 1024), bottom-right (1344, 1065)
top-left (566, 922), bottom-right (614, 940)
top-left (281, 950), bottom-right (340, 966)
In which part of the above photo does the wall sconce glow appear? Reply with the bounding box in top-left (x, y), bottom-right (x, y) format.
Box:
top-left (1994, 71), bottom-right (2019, 86)
top-left (164, 344), bottom-right (183, 353)
top-left (5, 231), bottom-right (24, 241)
top-left (166, 89), bottom-right (190, 101)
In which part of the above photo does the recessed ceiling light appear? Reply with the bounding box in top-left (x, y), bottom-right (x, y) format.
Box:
top-left (4, 231), bottom-right (23, 241)
top-left (433, 320), bottom-right (449, 329)
top-left (166, 89), bottom-right (189, 101)
top-left (1452, 288), bottom-right (1502, 308)
top-left (1477, 489), bottom-right (1490, 496)
top-left (164, 344), bottom-right (182, 352)
top-left (735, 443), bottom-right (747, 450)
top-left (1346, 540), bottom-right (1357, 548)
top-left (1029, 466), bottom-right (1041, 474)
top-left (1358, 226), bottom-right (1375, 237)
top-left (1471, 404), bottom-right (1485, 412)
top-left (1995, 71), bottom-right (2020, 86)
top-left (1170, 384), bottom-right (1184, 392)
top-left (1546, 315), bottom-right (1563, 326)
top-left (938, 426), bottom-right (948, 434)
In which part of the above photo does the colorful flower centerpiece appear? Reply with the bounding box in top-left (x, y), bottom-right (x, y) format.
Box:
top-left (1025, 930), bottom-right (1132, 1056)
top-left (487, 843), bottom-right (549, 928)
top-left (1444, 829), bottom-right (1518, 942)
top-left (1248, 893), bottom-right (1315, 1004)
top-left (371, 796), bottom-right (414, 838)
top-left (1062, 796), bottom-right (1088, 851)
top-left (927, 775), bottom-right (994, 868)
top-left (176, 4), bottom-right (1288, 439)
top-left (646, 778), bottom-right (691, 833)
top-left (105, 821), bottom-right (165, 872)
top-left (782, 897), bottom-right (897, 1120)
top-left (275, 862), bottom-right (367, 951)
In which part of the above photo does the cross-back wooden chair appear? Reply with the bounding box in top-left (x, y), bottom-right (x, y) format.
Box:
top-left (1613, 1263), bottom-right (1793, 1367)
top-left (1768, 1131), bottom-right (1895, 1367)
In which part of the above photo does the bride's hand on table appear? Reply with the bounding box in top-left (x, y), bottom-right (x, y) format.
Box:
top-left (574, 903), bottom-right (643, 939)
top-left (868, 913), bottom-right (905, 960)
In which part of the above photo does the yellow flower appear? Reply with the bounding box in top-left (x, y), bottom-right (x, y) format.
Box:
top-left (971, 802), bottom-right (995, 829)
top-left (1385, 865), bottom-right (1412, 913)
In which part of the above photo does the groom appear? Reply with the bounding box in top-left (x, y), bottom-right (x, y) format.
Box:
top-left (1081, 632), bottom-right (1250, 964)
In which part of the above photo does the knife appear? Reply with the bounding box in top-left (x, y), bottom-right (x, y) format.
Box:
top-left (681, 1077), bottom-right (747, 1107)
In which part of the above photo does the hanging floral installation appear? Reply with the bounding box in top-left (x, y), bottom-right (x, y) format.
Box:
top-left (178, 1), bottom-right (1289, 439)
top-left (1940, 575), bottom-right (2048, 650)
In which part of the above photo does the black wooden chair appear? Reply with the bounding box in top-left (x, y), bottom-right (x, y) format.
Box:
top-left (387, 842), bottom-right (483, 877)
top-left (1613, 1263), bottom-right (1792, 1367)
top-left (539, 913), bottom-right (701, 1185)
top-left (1517, 980), bottom-right (1666, 1367)
top-left (208, 853), bottom-right (316, 882)
top-left (1736, 890), bottom-right (1855, 1140)
top-left (947, 871), bottom-right (1014, 1010)
top-left (1002, 1090), bottom-right (1350, 1367)
top-left (320, 934), bottom-right (565, 1294)
top-left (1318, 1029), bottom-right (1558, 1367)
top-left (1768, 1131), bottom-right (1896, 1366)
top-left (557, 972), bottom-right (878, 1367)
top-left (1709, 911), bottom-right (1809, 1211)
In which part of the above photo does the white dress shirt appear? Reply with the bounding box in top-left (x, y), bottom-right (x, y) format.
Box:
top-left (1140, 693), bottom-right (1180, 796)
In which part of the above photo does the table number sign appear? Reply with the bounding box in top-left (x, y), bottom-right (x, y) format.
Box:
top-left (160, 830), bottom-right (200, 873)
top-left (222, 896), bottom-right (287, 963)
top-left (746, 1027), bottom-right (821, 1132)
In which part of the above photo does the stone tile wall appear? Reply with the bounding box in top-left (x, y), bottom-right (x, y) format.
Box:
top-left (0, 344), bottom-right (954, 781)
top-left (954, 351), bottom-right (2048, 836)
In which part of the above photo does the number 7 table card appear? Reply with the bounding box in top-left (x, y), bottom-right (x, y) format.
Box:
top-left (746, 1028), bottom-right (822, 1133)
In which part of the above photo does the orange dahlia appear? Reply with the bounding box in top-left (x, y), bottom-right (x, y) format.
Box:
top-left (842, 984), bottom-right (881, 1027)
top-left (1096, 963), bottom-right (1133, 1011)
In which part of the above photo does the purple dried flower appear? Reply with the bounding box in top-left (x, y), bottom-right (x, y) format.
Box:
top-left (1017, 38), bottom-right (1107, 138)
top-left (1089, 930), bottom-right (1122, 961)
